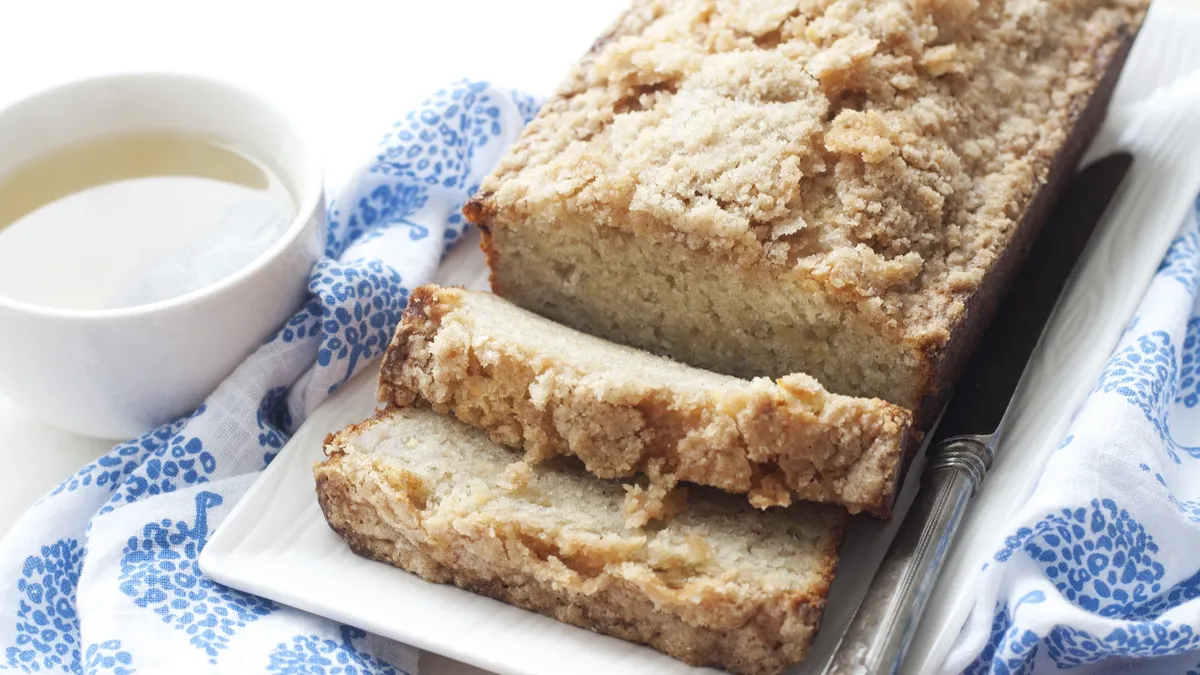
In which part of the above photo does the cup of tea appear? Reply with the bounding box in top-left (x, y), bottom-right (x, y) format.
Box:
top-left (0, 73), bottom-right (324, 439)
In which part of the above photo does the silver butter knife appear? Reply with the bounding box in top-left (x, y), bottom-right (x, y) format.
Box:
top-left (824, 152), bottom-right (1134, 675)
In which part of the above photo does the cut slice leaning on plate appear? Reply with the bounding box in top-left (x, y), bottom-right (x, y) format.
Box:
top-left (315, 406), bottom-right (847, 675)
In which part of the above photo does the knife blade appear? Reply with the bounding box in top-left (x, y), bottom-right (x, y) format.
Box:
top-left (930, 152), bottom-right (1134, 446)
top-left (824, 152), bottom-right (1133, 675)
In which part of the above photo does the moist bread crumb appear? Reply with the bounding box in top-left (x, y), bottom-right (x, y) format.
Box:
top-left (622, 480), bottom-right (688, 528)
top-left (466, 0), bottom-right (1147, 423)
top-left (379, 285), bottom-right (916, 517)
top-left (315, 406), bottom-right (847, 675)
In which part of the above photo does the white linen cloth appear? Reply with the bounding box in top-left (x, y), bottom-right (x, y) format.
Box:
top-left (0, 80), bottom-right (537, 675)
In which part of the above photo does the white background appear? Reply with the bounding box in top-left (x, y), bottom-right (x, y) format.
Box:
top-left (0, 2), bottom-right (627, 672)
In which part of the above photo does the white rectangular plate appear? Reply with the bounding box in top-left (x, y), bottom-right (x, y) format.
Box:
top-left (200, 359), bottom-right (930, 675)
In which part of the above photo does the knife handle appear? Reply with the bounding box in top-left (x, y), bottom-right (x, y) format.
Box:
top-left (825, 434), bottom-right (994, 675)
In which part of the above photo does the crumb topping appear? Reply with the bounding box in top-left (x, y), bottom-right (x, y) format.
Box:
top-left (479, 0), bottom-right (1145, 341)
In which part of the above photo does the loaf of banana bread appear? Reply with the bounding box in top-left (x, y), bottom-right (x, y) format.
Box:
top-left (465, 0), bottom-right (1146, 425)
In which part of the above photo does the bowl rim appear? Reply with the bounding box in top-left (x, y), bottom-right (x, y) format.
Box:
top-left (0, 70), bottom-right (324, 321)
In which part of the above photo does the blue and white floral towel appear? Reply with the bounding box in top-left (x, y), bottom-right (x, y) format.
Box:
top-left (945, 198), bottom-right (1200, 675)
top-left (938, 3), bottom-right (1200, 671)
top-left (0, 80), bottom-right (538, 675)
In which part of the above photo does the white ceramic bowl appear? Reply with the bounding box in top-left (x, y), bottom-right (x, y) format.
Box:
top-left (0, 73), bottom-right (324, 439)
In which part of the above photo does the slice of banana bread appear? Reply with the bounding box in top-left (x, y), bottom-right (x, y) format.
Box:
top-left (380, 285), bottom-right (915, 517)
top-left (315, 406), bottom-right (847, 675)
top-left (465, 0), bottom-right (1146, 425)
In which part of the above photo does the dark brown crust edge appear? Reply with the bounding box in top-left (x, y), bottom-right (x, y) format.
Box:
top-left (911, 27), bottom-right (1138, 431)
top-left (314, 424), bottom-right (847, 675)
top-left (377, 285), bottom-right (455, 405)
top-left (463, 199), bottom-right (500, 291)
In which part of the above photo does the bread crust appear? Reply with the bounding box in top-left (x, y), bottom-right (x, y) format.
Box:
top-left (380, 285), bottom-right (917, 517)
top-left (315, 410), bottom-right (846, 675)
top-left (909, 28), bottom-right (1136, 429)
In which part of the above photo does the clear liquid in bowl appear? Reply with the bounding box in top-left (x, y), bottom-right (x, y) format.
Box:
top-left (0, 131), bottom-right (297, 310)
